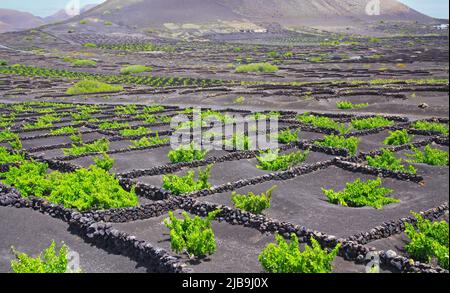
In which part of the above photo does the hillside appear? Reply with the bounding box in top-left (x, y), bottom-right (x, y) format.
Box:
top-left (78, 0), bottom-right (434, 29)
top-left (0, 9), bottom-right (45, 33)
top-left (44, 4), bottom-right (99, 24)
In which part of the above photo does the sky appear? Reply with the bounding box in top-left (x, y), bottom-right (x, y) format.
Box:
top-left (0, 0), bottom-right (106, 17)
top-left (0, 0), bottom-right (448, 19)
top-left (398, 0), bottom-right (449, 19)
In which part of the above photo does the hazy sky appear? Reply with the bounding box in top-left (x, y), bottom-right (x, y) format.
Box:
top-left (0, 0), bottom-right (106, 17)
top-left (399, 0), bottom-right (449, 19)
top-left (0, 0), bottom-right (449, 19)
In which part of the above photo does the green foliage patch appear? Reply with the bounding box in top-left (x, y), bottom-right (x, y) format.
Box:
top-left (99, 121), bottom-right (129, 130)
top-left (322, 178), bottom-right (398, 209)
top-left (405, 213), bottom-right (449, 269)
top-left (406, 145), bottom-right (449, 166)
top-left (2, 161), bottom-right (137, 211)
top-left (256, 149), bottom-right (309, 171)
top-left (0, 130), bottom-right (19, 142)
top-left (411, 121), bottom-right (449, 136)
top-left (223, 134), bottom-right (252, 151)
top-left (1, 64), bottom-right (222, 89)
top-left (168, 144), bottom-right (208, 164)
top-left (115, 104), bottom-right (138, 115)
top-left (23, 114), bottom-right (60, 130)
top-left (11, 241), bottom-right (71, 273)
top-left (235, 63), bottom-right (279, 73)
top-left (120, 127), bottom-right (150, 137)
top-left (367, 149), bottom-right (417, 174)
top-left (66, 80), bottom-right (123, 95)
top-left (315, 135), bottom-right (360, 156)
top-left (351, 116), bottom-right (394, 130)
top-left (63, 137), bottom-right (110, 156)
top-left (162, 165), bottom-right (213, 195)
top-left (384, 129), bottom-right (413, 146)
top-left (50, 126), bottom-right (77, 135)
top-left (120, 65), bottom-right (153, 75)
top-left (93, 153), bottom-right (115, 172)
top-left (231, 186), bottom-right (276, 214)
top-left (275, 128), bottom-right (300, 144)
top-left (129, 133), bottom-right (169, 149)
top-left (336, 101), bottom-right (369, 110)
top-left (259, 234), bottom-right (341, 273)
top-left (297, 113), bottom-right (350, 134)
top-left (0, 147), bottom-right (24, 164)
top-left (164, 210), bottom-right (220, 258)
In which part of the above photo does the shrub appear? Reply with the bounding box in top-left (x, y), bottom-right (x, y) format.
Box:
top-left (411, 121), bottom-right (449, 136)
top-left (23, 114), bottom-right (60, 129)
top-left (322, 178), bottom-right (398, 209)
top-left (2, 161), bottom-right (137, 211)
top-left (0, 59), bottom-right (8, 66)
top-left (297, 113), bottom-right (350, 134)
top-left (120, 65), bottom-right (153, 75)
top-left (175, 120), bottom-right (206, 130)
top-left (351, 117), bottom-right (394, 130)
top-left (168, 144), bottom-right (208, 164)
top-left (162, 165), bottom-right (213, 195)
top-left (2, 161), bottom-right (51, 197)
top-left (315, 135), bottom-right (360, 156)
top-left (202, 110), bottom-right (234, 124)
top-left (406, 145), bottom-right (449, 166)
top-left (0, 130), bottom-right (18, 142)
top-left (384, 129), bottom-right (413, 145)
top-left (231, 186), bottom-right (276, 214)
top-left (93, 153), bottom-right (115, 172)
top-left (63, 138), bottom-right (110, 156)
top-left (129, 133), bottom-right (169, 148)
top-left (0, 147), bottom-right (24, 164)
top-left (259, 234), bottom-right (341, 273)
top-left (137, 113), bottom-right (157, 123)
top-left (233, 96), bottom-right (245, 104)
top-left (71, 59), bottom-right (97, 67)
top-left (66, 80), bottom-right (123, 95)
top-left (235, 63), bottom-right (279, 73)
top-left (143, 105), bottom-right (165, 113)
top-left (336, 101), bottom-right (369, 110)
top-left (276, 129), bottom-right (299, 144)
top-left (70, 134), bottom-right (82, 144)
top-left (115, 104), bottom-right (138, 115)
top-left (83, 43), bottom-right (97, 48)
top-left (253, 111), bottom-right (280, 120)
top-left (283, 52), bottom-right (294, 59)
top-left (367, 149), bottom-right (417, 174)
top-left (99, 121), bottom-right (129, 130)
top-left (50, 127), bottom-right (77, 135)
top-left (164, 210), bottom-right (220, 258)
top-left (9, 138), bottom-right (23, 151)
top-left (256, 149), bottom-right (309, 171)
top-left (223, 134), bottom-right (252, 150)
top-left (120, 127), bottom-right (150, 137)
top-left (405, 213), bottom-right (449, 269)
top-left (11, 241), bottom-right (70, 273)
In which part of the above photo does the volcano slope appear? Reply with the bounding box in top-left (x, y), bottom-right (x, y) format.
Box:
top-left (0, 0), bottom-right (448, 274)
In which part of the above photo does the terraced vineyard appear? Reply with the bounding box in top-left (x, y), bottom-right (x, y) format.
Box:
top-left (0, 98), bottom-right (448, 273)
top-left (0, 4), bottom-right (448, 275)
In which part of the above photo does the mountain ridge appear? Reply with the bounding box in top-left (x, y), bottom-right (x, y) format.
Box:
top-left (80, 0), bottom-right (434, 27)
